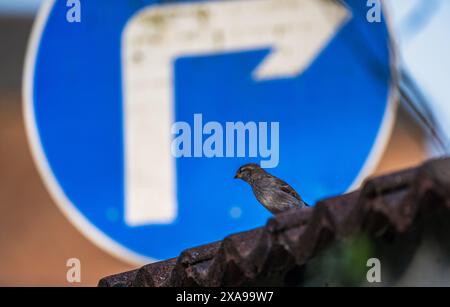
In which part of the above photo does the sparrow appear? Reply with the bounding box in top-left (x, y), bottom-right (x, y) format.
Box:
top-left (234, 163), bottom-right (309, 214)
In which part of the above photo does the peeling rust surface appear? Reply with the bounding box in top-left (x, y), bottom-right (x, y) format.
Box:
top-left (99, 158), bottom-right (450, 287)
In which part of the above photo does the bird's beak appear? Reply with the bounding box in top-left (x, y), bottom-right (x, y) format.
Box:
top-left (234, 173), bottom-right (241, 179)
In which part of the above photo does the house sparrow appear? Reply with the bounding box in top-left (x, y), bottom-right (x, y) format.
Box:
top-left (234, 163), bottom-right (308, 214)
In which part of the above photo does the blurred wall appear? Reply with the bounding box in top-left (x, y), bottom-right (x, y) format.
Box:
top-left (0, 15), bottom-right (134, 286)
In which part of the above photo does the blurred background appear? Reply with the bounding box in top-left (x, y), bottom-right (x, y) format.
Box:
top-left (0, 0), bottom-right (449, 286)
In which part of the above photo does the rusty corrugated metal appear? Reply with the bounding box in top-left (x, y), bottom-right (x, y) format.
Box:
top-left (99, 158), bottom-right (450, 287)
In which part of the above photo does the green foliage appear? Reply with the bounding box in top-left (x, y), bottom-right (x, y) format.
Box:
top-left (303, 234), bottom-right (375, 287)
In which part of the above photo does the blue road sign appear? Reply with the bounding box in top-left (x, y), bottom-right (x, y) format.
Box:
top-left (24, 0), bottom-right (395, 263)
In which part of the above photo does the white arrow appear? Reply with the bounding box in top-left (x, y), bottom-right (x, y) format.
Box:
top-left (122, 0), bottom-right (351, 226)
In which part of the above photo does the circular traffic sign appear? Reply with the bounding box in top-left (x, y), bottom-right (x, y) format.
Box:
top-left (24, 0), bottom-right (396, 263)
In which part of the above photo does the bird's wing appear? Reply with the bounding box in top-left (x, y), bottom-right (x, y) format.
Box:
top-left (275, 178), bottom-right (303, 202)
